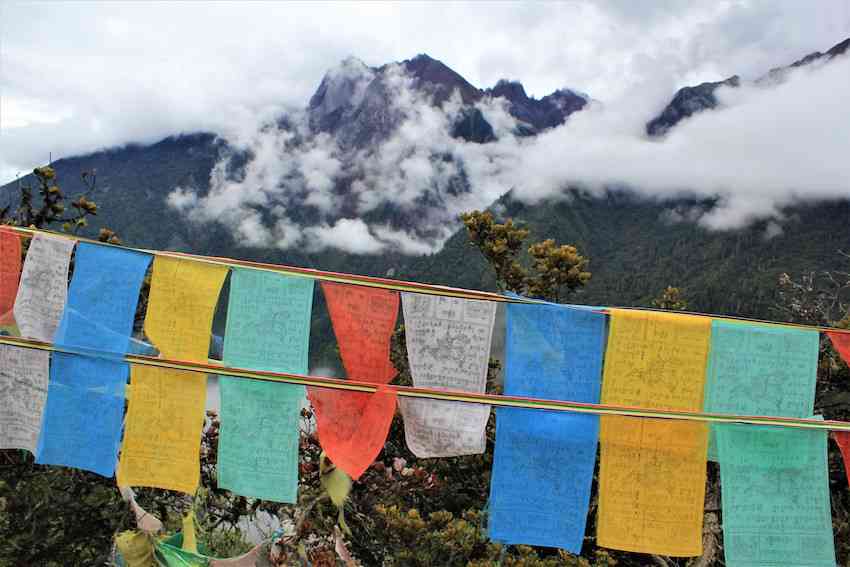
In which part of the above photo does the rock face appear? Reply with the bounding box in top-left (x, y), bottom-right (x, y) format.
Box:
top-left (308, 57), bottom-right (376, 135)
top-left (400, 53), bottom-right (482, 106)
top-left (646, 75), bottom-right (741, 137)
top-left (647, 36), bottom-right (850, 136)
top-left (486, 80), bottom-right (587, 134)
top-left (307, 54), bottom-right (586, 149)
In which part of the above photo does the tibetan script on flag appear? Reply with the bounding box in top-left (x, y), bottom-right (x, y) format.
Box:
top-left (118, 256), bottom-right (227, 493)
top-left (717, 424), bottom-right (836, 566)
top-left (37, 244), bottom-right (151, 475)
top-left (399, 293), bottom-right (497, 458)
top-left (597, 309), bottom-right (710, 556)
top-left (218, 268), bottom-right (313, 503)
top-left (489, 302), bottom-right (606, 552)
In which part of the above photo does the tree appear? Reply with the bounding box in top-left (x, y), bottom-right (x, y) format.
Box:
top-left (651, 286), bottom-right (688, 311)
top-left (460, 210), bottom-right (591, 301)
top-left (1, 166), bottom-right (118, 244)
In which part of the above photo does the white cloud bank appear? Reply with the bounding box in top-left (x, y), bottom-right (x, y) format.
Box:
top-left (2, 1), bottom-right (849, 253)
top-left (168, 50), bottom-right (850, 254)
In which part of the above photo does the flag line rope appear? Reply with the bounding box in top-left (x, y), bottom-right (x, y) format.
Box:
top-left (1, 333), bottom-right (847, 432)
top-left (6, 225), bottom-right (850, 336)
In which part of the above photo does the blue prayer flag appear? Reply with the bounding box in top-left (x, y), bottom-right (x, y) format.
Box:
top-left (36, 243), bottom-right (151, 476)
top-left (488, 302), bottom-right (606, 553)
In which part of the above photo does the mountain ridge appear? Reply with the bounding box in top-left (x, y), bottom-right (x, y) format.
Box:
top-left (645, 35), bottom-right (850, 136)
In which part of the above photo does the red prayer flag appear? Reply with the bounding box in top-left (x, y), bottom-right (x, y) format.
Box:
top-left (827, 331), bottom-right (850, 369)
top-left (320, 281), bottom-right (399, 382)
top-left (309, 282), bottom-right (400, 479)
top-left (308, 386), bottom-right (398, 480)
top-left (835, 432), bottom-right (850, 489)
top-left (0, 228), bottom-right (22, 326)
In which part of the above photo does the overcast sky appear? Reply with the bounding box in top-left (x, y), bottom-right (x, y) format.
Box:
top-left (2, 0), bottom-right (849, 183)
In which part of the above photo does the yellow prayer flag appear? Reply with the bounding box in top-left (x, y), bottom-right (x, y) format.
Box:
top-left (597, 309), bottom-right (710, 557)
top-left (117, 256), bottom-right (227, 493)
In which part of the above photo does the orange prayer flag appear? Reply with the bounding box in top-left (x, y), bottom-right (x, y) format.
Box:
top-left (835, 432), bottom-right (850, 489)
top-left (309, 282), bottom-right (399, 479)
top-left (308, 386), bottom-right (397, 480)
top-left (0, 228), bottom-right (22, 326)
top-left (320, 281), bottom-right (398, 382)
top-left (827, 331), bottom-right (850, 368)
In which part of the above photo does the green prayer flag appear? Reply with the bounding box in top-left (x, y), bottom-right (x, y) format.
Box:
top-left (218, 268), bottom-right (314, 503)
top-left (716, 424), bottom-right (835, 566)
top-left (705, 321), bottom-right (818, 459)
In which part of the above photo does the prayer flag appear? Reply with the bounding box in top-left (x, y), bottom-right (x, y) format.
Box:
top-left (399, 293), bottom-right (497, 458)
top-left (117, 256), bottom-right (227, 493)
top-left (489, 302), bottom-right (606, 552)
top-left (13, 234), bottom-right (75, 342)
top-left (36, 243), bottom-right (151, 475)
top-left (705, 321), bottom-right (818, 460)
top-left (597, 309), bottom-right (710, 556)
top-left (0, 346), bottom-right (49, 453)
top-left (0, 227), bottom-right (21, 325)
top-left (308, 282), bottom-right (399, 479)
top-left (717, 424), bottom-right (835, 566)
top-left (218, 268), bottom-right (313, 503)
top-left (0, 234), bottom-right (74, 453)
top-left (827, 330), bottom-right (850, 369)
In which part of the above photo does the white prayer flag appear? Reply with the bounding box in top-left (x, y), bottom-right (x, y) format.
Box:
top-left (399, 293), bottom-right (497, 458)
top-left (13, 234), bottom-right (75, 342)
top-left (0, 234), bottom-right (74, 453)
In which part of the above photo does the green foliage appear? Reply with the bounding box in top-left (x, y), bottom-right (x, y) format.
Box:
top-left (1, 166), bottom-right (119, 244)
top-left (461, 210), bottom-right (590, 301)
top-left (651, 286), bottom-right (688, 311)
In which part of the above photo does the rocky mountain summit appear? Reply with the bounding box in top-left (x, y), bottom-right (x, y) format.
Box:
top-left (307, 54), bottom-right (588, 149)
top-left (646, 36), bottom-right (850, 136)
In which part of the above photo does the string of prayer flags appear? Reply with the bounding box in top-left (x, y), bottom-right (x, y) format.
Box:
top-left (0, 227), bottom-right (21, 325)
top-left (398, 293), bottom-right (497, 458)
top-left (597, 310), bottom-right (710, 556)
top-left (36, 243), bottom-right (151, 476)
top-left (0, 233), bottom-right (73, 453)
top-left (834, 432), bottom-right (850, 489)
top-left (308, 282), bottom-right (399, 479)
top-left (218, 268), bottom-right (314, 503)
top-left (489, 302), bottom-right (606, 553)
top-left (117, 256), bottom-right (227, 493)
top-left (716, 424), bottom-right (836, 566)
top-left (705, 321), bottom-right (819, 460)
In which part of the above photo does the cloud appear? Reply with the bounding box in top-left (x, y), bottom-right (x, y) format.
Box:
top-left (3, 2), bottom-right (849, 254)
top-left (3, 1), bottom-right (849, 182)
top-left (166, 49), bottom-right (850, 254)
top-left (304, 219), bottom-right (385, 254)
top-left (498, 54), bottom-right (850, 230)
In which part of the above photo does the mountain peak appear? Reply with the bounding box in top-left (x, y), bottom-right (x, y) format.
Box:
top-left (308, 56), bottom-right (376, 133)
top-left (485, 79), bottom-right (587, 134)
top-left (648, 36), bottom-right (850, 136)
top-left (490, 79), bottom-right (529, 102)
top-left (399, 53), bottom-right (482, 105)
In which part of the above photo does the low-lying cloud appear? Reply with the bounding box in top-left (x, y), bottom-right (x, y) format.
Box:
top-left (168, 50), bottom-right (850, 254)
